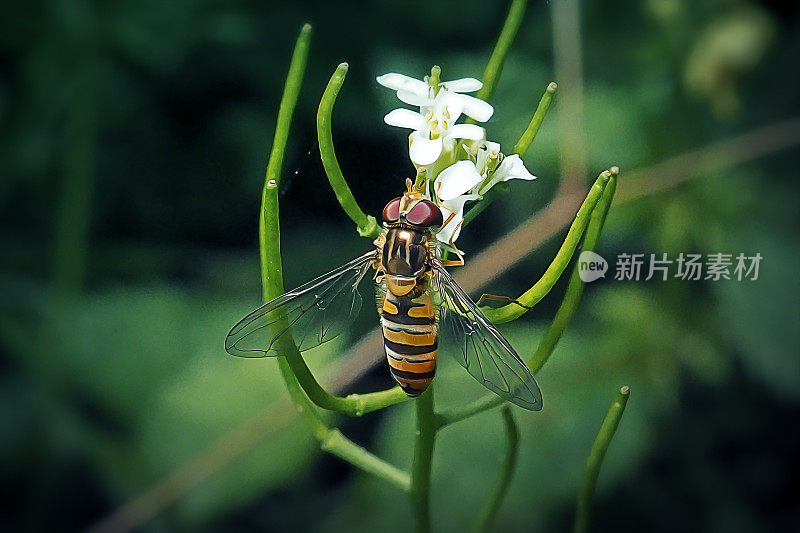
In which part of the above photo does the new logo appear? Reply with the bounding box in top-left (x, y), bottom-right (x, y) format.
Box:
top-left (578, 251), bottom-right (607, 282)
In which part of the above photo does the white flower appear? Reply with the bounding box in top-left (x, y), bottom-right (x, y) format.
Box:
top-left (477, 154), bottom-right (536, 194)
top-left (434, 160), bottom-right (482, 201)
top-left (431, 143), bottom-right (537, 244)
top-left (432, 160), bottom-right (483, 245)
top-left (378, 72), bottom-right (493, 166)
top-left (377, 70), bottom-right (537, 247)
top-left (377, 73), bottom-right (492, 122)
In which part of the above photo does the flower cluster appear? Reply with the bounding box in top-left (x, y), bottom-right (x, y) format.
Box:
top-left (378, 68), bottom-right (536, 247)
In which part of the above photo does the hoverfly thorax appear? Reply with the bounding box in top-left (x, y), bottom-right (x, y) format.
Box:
top-left (380, 183), bottom-right (443, 282)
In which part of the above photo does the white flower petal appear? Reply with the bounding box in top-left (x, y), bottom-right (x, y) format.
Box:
top-left (484, 141), bottom-right (501, 155)
top-left (433, 92), bottom-right (464, 124)
top-left (409, 131), bottom-right (443, 166)
top-left (436, 194), bottom-right (480, 244)
top-left (478, 154), bottom-right (536, 194)
top-left (384, 108), bottom-right (427, 130)
top-left (458, 94), bottom-right (494, 122)
top-left (376, 73), bottom-right (428, 95)
top-left (440, 77), bottom-right (483, 93)
top-left (495, 154), bottom-right (536, 181)
top-left (447, 123), bottom-right (486, 142)
top-left (397, 88), bottom-right (431, 107)
top-left (434, 160), bottom-right (483, 201)
top-left (436, 219), bottom-right (458, 244)
top-left (478, 176), bottom-right (500, 195)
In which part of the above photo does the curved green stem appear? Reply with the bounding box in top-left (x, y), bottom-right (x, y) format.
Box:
top-left (461, 1), bottom-right (550, 226)
top-left (261, 35), bottom-right (406, 416)
top-left (318, 62), bottom-right (380, 238)
top-left (573, 386), bottom-right (631, 533)
top-left (513, 82), bottom-right (557, 156)
top-left (463, 81), bottom-right (557, 227)
top-left (277, 357), bottom-right (410, 492)
top-left (437, 170), bottom-right (618, 427)
top-left (475, 0), bottom-right (528, 102)
top-left (462, 182), bottom-right (507, 228)
top-left (258, 24), bottom-right (410, 491)
top-left (482, 170), bottom-right (612, 324)
top-left (410, 387), bottom-right (436, 533)
top-left (527, 170), bottom-right (617, 374)
top-left (436, 395), bottom-right (502, 428)
top-left (260, 24), bottom-right (312, 301)
top-left (474, 406), bottom-right (519, 533)
top-left (321, 427), bottom-right (411, 492)
top-left (281, 348), bottom-right (409, 415)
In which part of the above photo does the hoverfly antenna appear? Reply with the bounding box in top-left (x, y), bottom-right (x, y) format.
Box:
top-left (405, 178), bottom-right (413, 193)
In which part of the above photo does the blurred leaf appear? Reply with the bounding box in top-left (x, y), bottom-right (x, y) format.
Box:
top-left (713, 230), bottom-right (800, 400)
top-left (684, 8), bottom-right (775, 119)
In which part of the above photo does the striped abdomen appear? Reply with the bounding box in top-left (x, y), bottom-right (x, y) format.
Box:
top-left (380, 286), bottom-right (437, 397)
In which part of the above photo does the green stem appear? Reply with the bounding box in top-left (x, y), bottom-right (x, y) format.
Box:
top-left (428, 65), bottom-right (441, 92)
top-left (482, 170), bottom-right (612, 323)
top-left (459, 0), bottom-right (540, 229)
top-left (54, 47), bottom-right (97, 301)
top-left (260, 24), bottom-right (312, 301)
top-left (260, 30), bottom-right (406, 416)
top-left (436, 395), bottom-right (501, 428)
top-left (475, 0), bottom-right (528, 102)
top-left (474, 406), bottom-right (519, 533)
top-left (513, 82), bottom-right (558, 156)
top-left (321, 428), bottom-right (411, 492)
top-left (317, 62), bottom-right (380, 238)
top-left (463, 81), bottom-right (557, 227)
top-left (527, 169), bottom-right (617, 374)
top-left (281, 345), bottom-right (409, 415)
top-left (277, 357), bottom-right (331, 442)
top-left (462, 182), bottom-right (507, 228)
top-left (258, 24), bottom-right (410, 491)
top-left (573, 386), bottom-right (631, 533)
top-left (410, 387), bottom-right (436, 533)
top-left (277, 357), bottom-right (410, 492)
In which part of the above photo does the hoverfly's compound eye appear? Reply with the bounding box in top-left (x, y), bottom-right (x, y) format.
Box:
top-left (382, 197), bottom-right (402, 222)
top-left (406, 200), bottom-right (444, 228)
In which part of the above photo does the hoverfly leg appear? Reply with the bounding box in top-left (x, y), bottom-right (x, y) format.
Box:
top-left (438, 223), bottom-right (465, 267)
top-left (372, 233), bottom-right (386, 278)
top-left (475, 293), bottom-right (532, 310)
top-left (433, 183), bottom-right (466, 268)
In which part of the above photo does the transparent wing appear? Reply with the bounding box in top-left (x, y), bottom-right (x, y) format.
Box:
top-left (225, 251), bottom-right (377, 357)
top-left (431, 260), bottom-right (543, 411)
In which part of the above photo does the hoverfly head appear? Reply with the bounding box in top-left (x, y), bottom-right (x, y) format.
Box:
top-left (383, 180), bottom-right (443, 229)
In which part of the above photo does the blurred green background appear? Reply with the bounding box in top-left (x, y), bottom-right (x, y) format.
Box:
top-left (2, 0), bottom-right (799, 531)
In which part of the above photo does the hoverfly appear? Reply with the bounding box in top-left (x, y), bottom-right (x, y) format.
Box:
top-left (225, 180), bottom-right (542, 410)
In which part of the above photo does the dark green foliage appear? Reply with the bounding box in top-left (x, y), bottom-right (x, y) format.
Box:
top-left (0, 0), bottom-right (798, 531)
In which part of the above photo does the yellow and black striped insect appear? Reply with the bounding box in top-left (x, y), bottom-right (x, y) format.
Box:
top-left (225, 180), bottom-right (542, 410)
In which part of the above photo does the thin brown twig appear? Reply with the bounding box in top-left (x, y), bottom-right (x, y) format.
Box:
top-left (459, 116), bottom-right (800, 289)
top-left (91, 117), bottom-right (800, 532)
top-left (617, 117), bottom-right (800, 201)
top-left (89, 405), bottom-right (296, 533)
